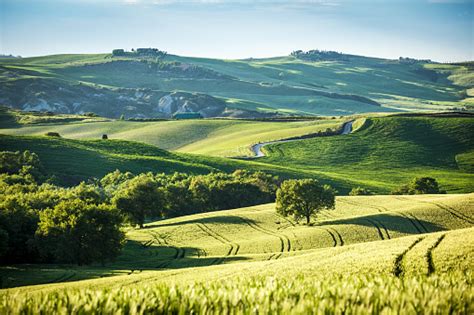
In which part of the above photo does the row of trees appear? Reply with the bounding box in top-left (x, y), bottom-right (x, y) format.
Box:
top-left (0, 151), bottom-right (278, 265)
top-left (107, 169), bottom-right (278, 227)
top-left (112, 48), bottom-right (167, 58)
top-left (291, 50), bottom-right (349, 62)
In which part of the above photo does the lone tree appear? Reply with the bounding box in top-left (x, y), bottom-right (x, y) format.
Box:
top-left (276, 179), bottom-right (336, 224)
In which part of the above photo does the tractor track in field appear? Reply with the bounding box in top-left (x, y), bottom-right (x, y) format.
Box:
top-left (364, 218), bottom-right (386, 240)
top-left (149, 231), bottom-right (186, 269)
top-left (320, 226), bottom-right (344, 246)
top-left (373, 218), bottom-right (391, 239)
top-left (330, 227), bottom-right (344, 246)
top-left (398, 197), bottom-right (474, 225)
top-left (339, 199), bottom-right (389, 213)
top-left (239, 216), bottom-right (291, 259)
top-left (426, 234), bottom-right (446, 275)
top-left (408, 213), bottom-right (429, 233)
top-left (196, 222), bottom-right (239, 265)
top-left (320, 227), bottom-right (338, 247)
top-left (431, 201), bottom-right (474, 224)
top-left (395, 212), bottom-right (424, 234)
top-left (393, 236), bottom-right (425, 278)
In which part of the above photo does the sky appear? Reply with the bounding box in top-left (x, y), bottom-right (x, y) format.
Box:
top-left (0, 0), bottom-right (472, 62)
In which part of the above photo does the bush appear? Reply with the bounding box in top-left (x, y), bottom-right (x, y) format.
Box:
top-left (391, 177), bottom-right (445, 195)
top-left (349, 187), bottom-right (373, 196)
top-left (0, 150), bottom-right (43, 179)
top-left (44, 132), bottom-right (61, 137)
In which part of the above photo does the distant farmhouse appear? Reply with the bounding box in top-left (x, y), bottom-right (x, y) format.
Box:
top-left (173, 112), bottom-right (203, 120)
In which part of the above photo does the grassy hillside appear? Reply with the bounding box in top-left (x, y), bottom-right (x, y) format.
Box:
top-left (1, 52), bottom-right (471, 118)
top-left (1, 113), bottom-right (473, 193)
top-left (2, 193), bottom-right (472, 288)
top-left (260, 115), bottom-right (474, 193)
top-left (1, 193), bottom-right (473, 313)
top-left (0, 134), bottom-right (308, 186)
top-left (0, 108), bottom-right (344, 157)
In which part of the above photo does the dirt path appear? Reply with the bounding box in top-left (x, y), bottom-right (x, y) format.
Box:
top-left (251, 120), bottom-right (353, 157)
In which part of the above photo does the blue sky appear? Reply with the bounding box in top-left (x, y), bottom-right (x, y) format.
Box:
top-left (0, 0), bottom-right (472, 61)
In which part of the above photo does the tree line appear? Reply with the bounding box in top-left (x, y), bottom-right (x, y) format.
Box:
top-left (0, 150), bottom-right (445, 266)
top-left (0, 151), bottom-right (278, 265)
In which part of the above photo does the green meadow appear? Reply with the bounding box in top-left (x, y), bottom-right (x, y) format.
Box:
top-left (1, 110), bottom-right (473, 194)
top-left (1, 53), bottom-right (471, 118)
top-left (1, 193), bottom-right (473, 313)
top-left (0, 108), bottom-right (344, 157)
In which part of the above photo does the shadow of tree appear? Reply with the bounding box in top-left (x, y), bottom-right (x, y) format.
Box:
top-left (2, 240), bottom-right (250, 289)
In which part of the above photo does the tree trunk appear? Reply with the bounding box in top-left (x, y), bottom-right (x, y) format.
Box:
top-left (306, 215), bottom-right (310, 225)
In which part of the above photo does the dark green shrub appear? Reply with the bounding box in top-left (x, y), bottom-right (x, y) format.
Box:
top-left (44, 132), bottom-right (61, 137)
top-left (349, 187), bottom-right (374, 196)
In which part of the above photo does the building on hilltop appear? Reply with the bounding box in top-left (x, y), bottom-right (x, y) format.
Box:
top-left (172, 112), bottom-right (203, 120)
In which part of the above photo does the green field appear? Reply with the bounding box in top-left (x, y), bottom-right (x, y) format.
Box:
top-left (1, 112), bottom-right (473, 193)
top-left (1, 193), bottom-right (473, 313)
top-left (260, 114), bottom-right (474, 193)
top-left (0, 108), bottom-right (345, 157)
top-left (1, 52), bottom-right (471, 119)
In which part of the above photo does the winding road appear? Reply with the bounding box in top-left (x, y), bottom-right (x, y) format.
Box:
top-left (251, 121), bottom-right (353, 158)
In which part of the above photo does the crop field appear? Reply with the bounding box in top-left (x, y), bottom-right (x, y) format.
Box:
top-left (1, 193), bottom-right (473, 313)
top-left (0, 108), bottom-right (344, 157)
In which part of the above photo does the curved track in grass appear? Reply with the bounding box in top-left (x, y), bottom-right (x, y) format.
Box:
top-left (251, 121), bottom-right (354, 157)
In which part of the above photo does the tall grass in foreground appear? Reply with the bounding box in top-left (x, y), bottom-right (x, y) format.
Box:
top-left (2, 271), bottom-right (472, 314)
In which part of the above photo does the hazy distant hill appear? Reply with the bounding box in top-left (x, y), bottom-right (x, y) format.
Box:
top-left (0, 50), bottom-right (471, 118)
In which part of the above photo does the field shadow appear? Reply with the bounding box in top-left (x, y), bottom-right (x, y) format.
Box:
top-left (316, 212), bottom-right (445, 234)
top-left (1, 240), bottom-right (250, 289)
top-left (144, 215), bottom-right (256, 229)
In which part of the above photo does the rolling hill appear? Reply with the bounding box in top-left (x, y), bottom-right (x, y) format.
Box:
top-left (1, 193), bottom-right (473, 313)
top-left (1, 111), bottom-right (473, 193)
top-left (261, 113), bottom-right (474, 193)
top-left (0, 51), bottom-right (471, 119)
top-left (0, 107), bottom-right (345, 157)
